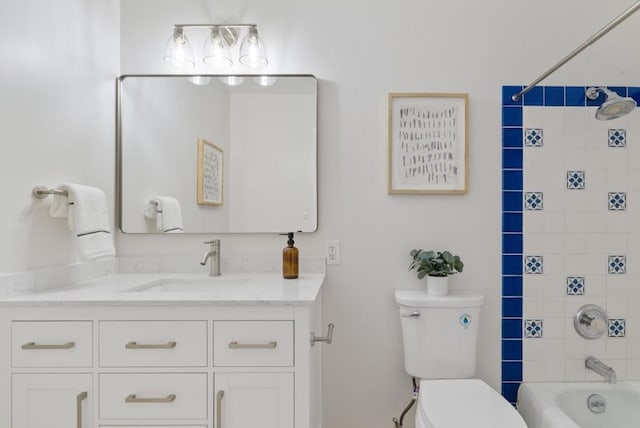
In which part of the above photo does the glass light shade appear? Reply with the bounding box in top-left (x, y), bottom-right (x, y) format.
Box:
top-left (218, 76), bottom-right (245, 86)
top-left (189, 76), bottom-right (212, 85)
top-left (238, 27), bottom-right (268, 68)
top-left (252, 76), bottom-right (278, 87)
top-left (203, 27), bottom-right (233, 67)
top-left (163, 28), bottom-right (195, 68)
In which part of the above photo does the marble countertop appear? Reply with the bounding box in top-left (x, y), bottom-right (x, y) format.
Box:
top-left (0, 272), bottom-right (324, 306)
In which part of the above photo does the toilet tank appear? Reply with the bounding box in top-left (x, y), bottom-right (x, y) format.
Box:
top-left (395, 290), bottom-right (484, 379)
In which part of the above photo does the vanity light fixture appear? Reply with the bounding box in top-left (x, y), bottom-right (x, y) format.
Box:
top-left (164, 24), bottom-right (268, 69)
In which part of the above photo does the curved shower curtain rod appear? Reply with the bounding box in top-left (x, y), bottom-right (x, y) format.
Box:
top-left (512, 0), bottom-right (640, 102)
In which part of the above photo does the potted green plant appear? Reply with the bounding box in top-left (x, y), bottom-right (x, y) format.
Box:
top-left (409, 249), bottom-right (464, 296)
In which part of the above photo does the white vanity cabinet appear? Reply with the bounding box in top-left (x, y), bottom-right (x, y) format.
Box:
top-left (0, 298), bottom-right (323, 428)
top-left (12, 373), bottom-right (92, 428)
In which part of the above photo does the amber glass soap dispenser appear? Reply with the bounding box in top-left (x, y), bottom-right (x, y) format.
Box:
top-left (282, 232), bottom-right (299, 279)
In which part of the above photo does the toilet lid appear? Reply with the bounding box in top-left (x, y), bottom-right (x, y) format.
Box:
top-left (418, 379), bottom-right (527, 428)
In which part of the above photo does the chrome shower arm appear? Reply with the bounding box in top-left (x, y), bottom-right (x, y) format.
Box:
top-left (512, 0), bottom-right (640, 102)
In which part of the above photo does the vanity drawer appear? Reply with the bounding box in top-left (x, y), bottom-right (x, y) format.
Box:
top-left (213, 321), bottom-right (293, 367)
top-left (99, 373), bottom-right (207, 419)
top-left (11, 321), bottom-right (92, 367)
top-left (99, 321), bottom-right (207, 367)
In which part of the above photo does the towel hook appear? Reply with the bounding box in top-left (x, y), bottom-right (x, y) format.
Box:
top-left (32, 185), bottom-right (69, 200)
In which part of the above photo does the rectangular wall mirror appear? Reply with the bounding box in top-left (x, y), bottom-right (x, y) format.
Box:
top-left (117, 75), bottom-right (317, 234)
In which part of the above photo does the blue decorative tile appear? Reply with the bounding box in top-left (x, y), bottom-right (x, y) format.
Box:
top-left (503, 319), bottom-right (523, 339)
top-left (503, 213), bottom-right (523, 233)
top-left (525, 256), bottom-right (543, 274)
top-left (629, 87), bottom-right (640, 105)
top-left (567, 171), bottom-right (585, 189)
top-left (609, 86), bottom-right (627, 97)
top-left (503, 276), bottom-right (523, 297)
top-left (503, 191), bottom-right (523, 212)
top-left (503, 234), bottom-right (523, 254)
top-left (504, 128), bottom-right (524, 147)
top-left (502, 382), bottom-right (520, 404)
top-left (608, 319), bottom-right (626, 337)
top-left (566, 277), bottom-right (585, 295)
top-left (608, 129), bottom-right (626, 148)
top-left (503, 86), bottom-right (524, 106)
top-left (565, 86), bottom-right (586, 106)
top-left (503, 255), bottom-right (523, 275)
top-left (503, 107), bottom-right (523, 127)
top-left (545, 86), bottom-right (564, 106)
top-left (608, 255), bottom-right (626, 274)
top-left (608, 192), bottom-right (627, 211)
top-left (523, 87), bottom-right (544, 106)
top-left (524, 319), bottom-right (543, 338)
top-left (525, 128), bottom-right (543, 147)
top-left (503, 148), bottom-right (523, 169)
top-left (525, 192), bottom-right (543, 210)
top-left (503, 297), bottom-right (523, 317)
top-left (502, 340), bottom-right (523, 361)
top-left (502, 361), bottom-right (523, 381)
top-left (503, 170), bottom-right (523, 191)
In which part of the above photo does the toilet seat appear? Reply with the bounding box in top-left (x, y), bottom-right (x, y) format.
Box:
top-left (416, 379), bottom-right (527, 428)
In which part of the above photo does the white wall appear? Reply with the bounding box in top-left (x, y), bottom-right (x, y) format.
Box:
top-left (0, 0), bottom-right (119, 272)
top-left (2, 0), bottom-right (638, 427)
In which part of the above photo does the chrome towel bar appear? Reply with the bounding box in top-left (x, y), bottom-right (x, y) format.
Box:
top-left (32, 185), bottom-right (68, 199)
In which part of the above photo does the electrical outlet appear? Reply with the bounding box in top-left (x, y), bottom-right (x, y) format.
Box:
top-left (326, 240), bottom-right (341, 265)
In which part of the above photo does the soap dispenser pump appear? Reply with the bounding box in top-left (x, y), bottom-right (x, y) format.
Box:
top-left (281, 232), bottom-right (299, 279)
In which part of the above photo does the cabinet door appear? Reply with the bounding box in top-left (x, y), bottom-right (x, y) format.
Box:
top-left (215, 373), bottom-right (293, 428)
top-left (12, 373), bottom-right (92, 428)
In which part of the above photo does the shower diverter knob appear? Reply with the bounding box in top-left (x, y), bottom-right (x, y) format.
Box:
top-left (575, 304), bottom-right (608, 339)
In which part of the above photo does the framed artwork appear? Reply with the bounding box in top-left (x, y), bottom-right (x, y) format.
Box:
top-left (388, 93), bottom-right (468, 194)
top-left (197, 138), bottom-right (224, 206)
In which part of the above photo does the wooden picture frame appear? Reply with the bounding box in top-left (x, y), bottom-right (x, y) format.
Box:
top-left (197, 138), bottom-right (224, 206)
top-left (388, 93), bottom-right (469, 194)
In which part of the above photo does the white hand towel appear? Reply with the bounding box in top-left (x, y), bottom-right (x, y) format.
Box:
top-left (146, 196), bottom-right (184, 233)
top-left (55, 183), bottom-right (116, 261)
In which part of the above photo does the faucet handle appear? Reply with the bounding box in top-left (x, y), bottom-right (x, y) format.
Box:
top-left (204, 240), bottom-right (220, 245)
top-left (575, 304), bottom-right (608, 339)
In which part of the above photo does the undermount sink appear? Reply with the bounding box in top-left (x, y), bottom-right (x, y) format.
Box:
top-left (125, 277), bottom-right (248, 293)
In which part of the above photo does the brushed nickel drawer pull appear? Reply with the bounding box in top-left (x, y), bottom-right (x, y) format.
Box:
top-left (125, 393), bottom-right (176, 403)
top-left (76, 391), bottom-right (88, 428)
top-left (228, 341), bottom-right (277, 349)
top-left (125, 341), bottom-right (176, 349)
top-left (22, 341), bottom-right (76, 350)
top-left (216, 390), bottom-right (224, 428)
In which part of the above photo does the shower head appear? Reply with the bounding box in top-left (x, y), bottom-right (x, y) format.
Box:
top-left (586, 87), bottom-right (637, 120)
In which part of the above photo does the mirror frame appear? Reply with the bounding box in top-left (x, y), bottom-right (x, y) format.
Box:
top-left (115, 74), bottom-right (318, 234)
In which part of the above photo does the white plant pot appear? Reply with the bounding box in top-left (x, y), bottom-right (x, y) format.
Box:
top-left (427, 276), bottom-right (449, 296)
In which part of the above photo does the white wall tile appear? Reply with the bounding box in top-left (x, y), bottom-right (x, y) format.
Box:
top-left (523, 361), bottom-right (545, 382)
top-left (544, 360), bottom-right (566, 381)
top-left (565, 234), bottom-right (586, 253)
top-left (523, 107), bottom-right (544, 128)
top-left (523, 338), bottom-right (544, 361)
top-left (544, 318), bottom-right (566, 338)
top-left (606, 233), bottom-right (628, 253)
top-left (565, 254), bottom-right (585, 273)
top-left (564, 339), bottom-right (586, 360)
top-left (543, 338), bottom-right (566, 360)
top-left (524, 297), bottom-right (544, 318)
top-left (543, 297), bottom-right (565, 318)
top-left (524, 275), bottom-right (545, 297)
top-left (607, 340), bottom-right (628, 360)
top-left (565, 360), bottom-right (587, 381)
top-left (544, 275), bottom-right (566, 297)
top-left (606, 296), bottom-right (628, 317)
top-left (544, 233), bottom-right (565, 254)
top-left (584, 275), bottom-right (607, 296)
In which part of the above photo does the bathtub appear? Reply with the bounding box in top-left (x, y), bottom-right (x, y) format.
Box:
top-left (517, 382), bottom-right (640, 428)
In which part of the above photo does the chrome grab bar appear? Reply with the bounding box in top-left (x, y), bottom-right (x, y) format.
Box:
top-left (125, 341), bottom-right (177, 349)
top-left (125, 393), bottom-right (176, 403)
top-left (22, 341), bottom-right (75, 350)
top-left (228, 341), bottom-right (277, 349)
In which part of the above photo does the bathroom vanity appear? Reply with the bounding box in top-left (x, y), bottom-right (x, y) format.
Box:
top-left (0, 272), bottom-right (325, 428)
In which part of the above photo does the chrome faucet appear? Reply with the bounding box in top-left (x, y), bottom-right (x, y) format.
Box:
top-left (586, 356), bottom-right (617, 384)
top-left (200, 240), bottom-right (221, 277)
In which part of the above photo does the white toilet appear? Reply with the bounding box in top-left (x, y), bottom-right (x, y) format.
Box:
top-left (395, 290), bottom-right (527, 428)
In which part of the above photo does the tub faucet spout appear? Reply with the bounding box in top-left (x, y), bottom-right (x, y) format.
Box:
top-left (586, 356), bottom-right (617, 384)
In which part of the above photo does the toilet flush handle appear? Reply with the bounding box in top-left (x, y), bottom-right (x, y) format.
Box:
top-left (401, 311), bottom-right (421, 318)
